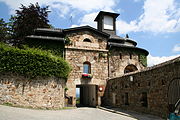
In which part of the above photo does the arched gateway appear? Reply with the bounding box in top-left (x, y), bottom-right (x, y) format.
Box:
top-left (124, 64), bottom-right (138, 74)
top-left (168, 78), bottom-right (180, 112)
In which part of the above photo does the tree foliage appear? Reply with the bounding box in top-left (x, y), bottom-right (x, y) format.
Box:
top-left (12, 2), bottom-right (50, 40)
top-left (0, 19), bottom-right (10, 42)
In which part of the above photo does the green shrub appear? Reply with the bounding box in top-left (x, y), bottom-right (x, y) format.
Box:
top-left (0, 42), bottom-right (71, 78)
top-left (3, 102), bottom-right (13, 106)
top-left (25, 39), bottom-right (64, 57)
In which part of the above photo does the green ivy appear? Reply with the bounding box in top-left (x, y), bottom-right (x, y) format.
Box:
top-left (99, 52), bottom-right (106, 58)
top-left (139, 54), bottom-right (147, 67)
top-left (0, 42), bottom-right (71, 78)
top-left (64, 36), bottom-right (72, 45)
top-left (25, 39), bottom-right (65, 57)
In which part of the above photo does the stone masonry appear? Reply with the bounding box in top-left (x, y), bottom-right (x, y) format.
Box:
top-left (65, 31), bottom-right (109, 106)
top-left (109, 49), bottom-right (145, 78)
top-left (0, 73), bottom-right (65, 109)
top-left (103, 56), bottom-right (180, 118)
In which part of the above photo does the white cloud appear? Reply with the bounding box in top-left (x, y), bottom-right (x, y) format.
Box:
top-left (2, 0), bottom-right (180, 34)
top-left (60, 0), bottom-right (116, 12)
top-left (70, 12), bottom-right (98, 29)
top-left (79, 12), bottom-right (98, 27)
top-left (50, 3), bottom-right (70, 18)
top-left (0, 0), bottom-right (116, 17)
top-left (147, 54), bottom-right (180, 67)
top-left (117, 0), bottom-right (180, 34)
top-left (173, 44), bottom-right (180, 52)
top-left (117, 20), bottom-right (138, 34)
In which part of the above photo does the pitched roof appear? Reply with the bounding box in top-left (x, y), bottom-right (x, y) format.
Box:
top-left (94, 11), bottom-right (120, 21)
top-left (63, 25), bottom-right (110, 37)
top-left (36, 28), bottom-right (63, 33)
top-left (26, 35), bottom-right (65, 42)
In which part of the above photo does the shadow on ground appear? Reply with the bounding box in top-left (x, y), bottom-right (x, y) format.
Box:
top-left (99, 106), bottom-right (163, 120)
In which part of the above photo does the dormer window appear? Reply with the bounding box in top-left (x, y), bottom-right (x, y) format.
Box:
top-left (83, 38), bottom-right (91, 42)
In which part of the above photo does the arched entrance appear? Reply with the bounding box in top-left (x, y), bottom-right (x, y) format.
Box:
top-left (76, 84), bottom-right (98, 107)
top-left (168, 78), bottom-right (180, 112)
top-left (124, 64), bottom-right (138, 74)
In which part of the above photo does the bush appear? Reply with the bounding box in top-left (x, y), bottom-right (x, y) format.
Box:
top-left (0, 42), bottom-right (71, 78)
top-left (25, 39), bottom-right (65, 57)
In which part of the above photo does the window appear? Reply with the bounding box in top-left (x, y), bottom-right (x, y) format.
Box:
top-left (83, 38), bottom-right (91, 42)
top-left (125, 93), bottom-right (129, 105)
top-left (140, 92), bottom-right (148, 107)
top-left (104, 15), bottom-right (113, 30)
top-left (130, 54), bottom-right (132, 59)
top-left (83, 62), bottom-right (91, 74)
top-left (120, 53), bottom-right (122, 59)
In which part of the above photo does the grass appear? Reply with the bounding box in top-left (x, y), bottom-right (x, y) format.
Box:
top-left (76, 97), bottom-right (80, 104)
top-left (2, 102), bottom-right (13, 106)
top-left (1, 102), bottom-right (76, 110)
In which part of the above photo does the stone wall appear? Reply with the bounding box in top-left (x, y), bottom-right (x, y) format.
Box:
top-left (103, 57), bottom-right (180, 118)
top-left (65, 49), bottom-right (108, 106)
top-left (109, 48), bottom-right (145, 78)
top-left (0, 73), bottom-right (65, 109)
top-left (66, 31), bottom-right (108, 50)
top-left (65, 31), bottom-right (109, 106)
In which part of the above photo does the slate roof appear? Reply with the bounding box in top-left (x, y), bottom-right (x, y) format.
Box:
top-left (108, 42), bottom-right (149, 55)
top-left (26, 35), bottom-right (65, 42)
top-left (109, 35), bottom-right (137, 46)
top-left (35, 28), bottom-right (63, 33)
top-left (94, 11), bottom-right (120, 21)
top-left (63, 25), bottom-right (110, 37)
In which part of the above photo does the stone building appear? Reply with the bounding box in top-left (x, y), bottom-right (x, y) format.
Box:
top-left (26, 11), bottom-right (148, 107)
top-left (103, 56), bottom-right (180, 118)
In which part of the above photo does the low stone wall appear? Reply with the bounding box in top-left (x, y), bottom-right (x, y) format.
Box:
top-left (103, 57), bottom-right (180, 118)
top-left (0, 73), bottom-right (65, 109)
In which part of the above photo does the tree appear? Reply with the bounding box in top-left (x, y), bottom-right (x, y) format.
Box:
top-left (12, 2), bottom-right (50, 41)
top-left (0, 18), bottom-right (9, 42)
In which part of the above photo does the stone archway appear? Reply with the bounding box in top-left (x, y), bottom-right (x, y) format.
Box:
top-left (76, 84), bottom-right (98, 107)
top-left (124, 64), bottom-right (138, 74)
top-left (168, 78), bottom-right (180, 112)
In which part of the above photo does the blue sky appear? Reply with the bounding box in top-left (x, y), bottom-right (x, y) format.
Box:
top-left (0, 0), bottom-right (180, 66)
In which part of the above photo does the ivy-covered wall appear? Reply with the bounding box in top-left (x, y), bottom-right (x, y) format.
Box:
top-left (0, 42), bottom-right (71, 78)
top-left (25, 39), bottom-right (65, 57)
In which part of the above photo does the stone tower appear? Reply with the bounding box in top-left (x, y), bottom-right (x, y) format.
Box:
top-left (94, 11), bottom-right (119, 35)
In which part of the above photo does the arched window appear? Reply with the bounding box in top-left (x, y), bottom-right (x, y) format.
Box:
top-left (124, 64), bottom-right (138, 74)
top-left (83, 38), bottom-right (91, 42)
top-left (83, 62), bottom-right (91, 74)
